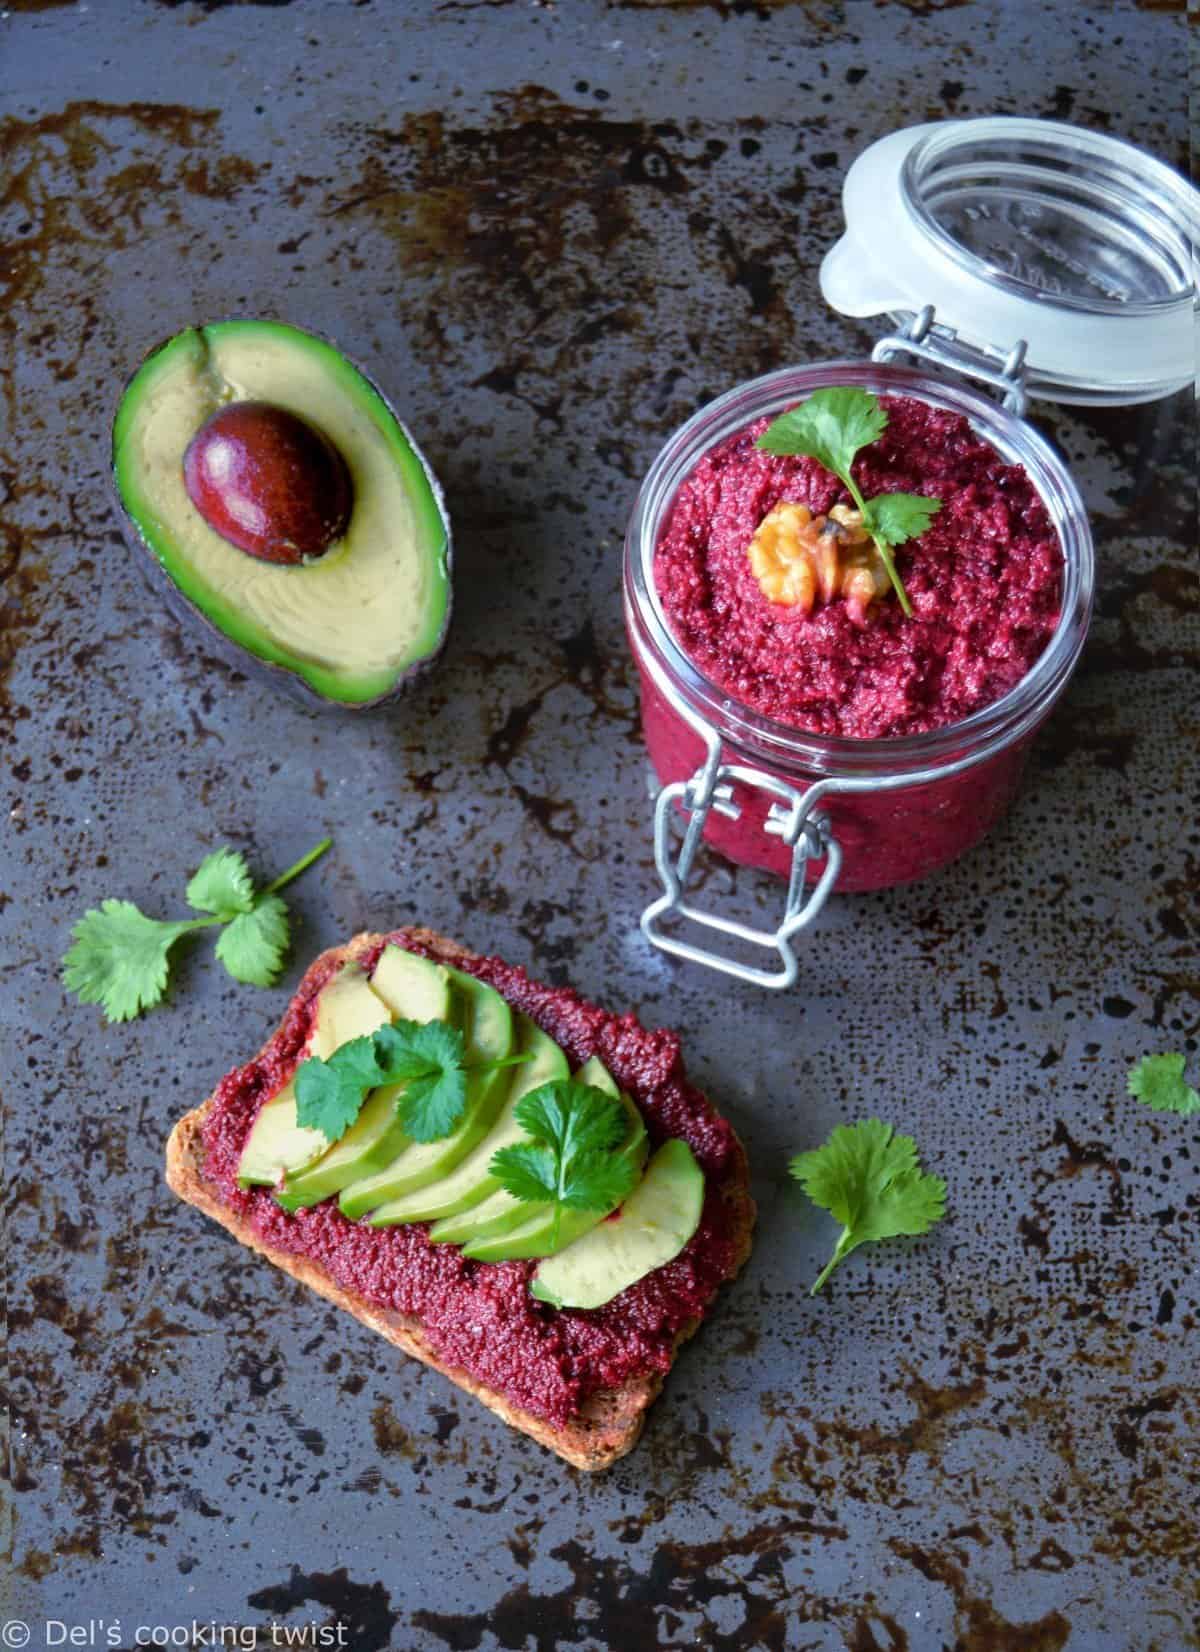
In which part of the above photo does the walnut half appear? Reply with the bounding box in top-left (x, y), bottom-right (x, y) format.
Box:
top-left (747, 501), bottom-right (891, 621)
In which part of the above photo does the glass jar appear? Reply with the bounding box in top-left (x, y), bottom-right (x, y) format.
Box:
top-left (623, 359), bottom-right (1093, 985)
top-left (623, 115), bottom-right (1196, 988)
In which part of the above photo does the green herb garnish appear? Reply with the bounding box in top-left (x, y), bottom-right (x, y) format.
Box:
top-left (62, 838), bottom-right (332, 1022)
top-left (1127, 1053), bottom-right (1200, 1117)
top-left (756, 387), bottom-right (941, 617)
top-left (490, 1081), bottom-right (640, 1246)
top-left (789, 1117), bottom-right (947, 1295)
top-left (295, 1020), bottom-right (530, 1145)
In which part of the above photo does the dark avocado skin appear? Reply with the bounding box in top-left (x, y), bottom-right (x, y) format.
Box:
top-left (111, 320), bottom-right (454, 714)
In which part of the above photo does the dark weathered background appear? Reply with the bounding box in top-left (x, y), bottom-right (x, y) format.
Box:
top-left (3, 2), bottom-right (1195, 1648)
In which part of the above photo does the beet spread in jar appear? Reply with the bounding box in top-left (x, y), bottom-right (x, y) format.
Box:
top-left (624, 360), bottom-right (1093, 932)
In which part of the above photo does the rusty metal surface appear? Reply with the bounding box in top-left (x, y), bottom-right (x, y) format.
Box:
top-left (3, 2), bottom-right (1196, 1648)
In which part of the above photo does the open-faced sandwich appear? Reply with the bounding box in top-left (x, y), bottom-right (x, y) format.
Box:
top-left (166, 930), bottom-right (755, 1469)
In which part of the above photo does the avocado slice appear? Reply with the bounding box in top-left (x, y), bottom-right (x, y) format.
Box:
top-left (369, 948), bottom-right (513, 1067)
top-left (236, 966), bottom-right (392, 1188)
top-left (337, 964), bottom-right (519, 1219)
top-left (273, 954), bottom-right (455, 1211)
top-left (529, 1139), bottom-right (705, 1310)
top-left (459, 1059), bottom-right (649, 1262)
top-left (112, 320), bottom-right (452, 708)
top-left (365, 1014), bottom-right (567, 1228)
top-left (367, 946), bottom-right (461, 1028)
top-left (576, 1055), bottom-right (619, 1096)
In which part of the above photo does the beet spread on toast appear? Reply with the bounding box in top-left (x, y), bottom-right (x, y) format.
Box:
top-left (168, 929), bottom-right (755, 1469)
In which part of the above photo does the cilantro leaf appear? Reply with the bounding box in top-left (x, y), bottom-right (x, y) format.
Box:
top-left (559, 1149), bottom-right (641, 1212)
top-left (488, 1141), bottom-right (559, 1206)
top-left (491, 1081), bottom-right (639, 1229)
top-left (399, 1068), bottom-right (468, 1142)
top-left (1127, 1053), bottom-right (1200, 1117)
top-left (295, 1053), bottom-right (370, 1143)
top-left (515, 1081), bottom-right (628, 1166)
top-left (185, 847), bottom-right (256, 917)
top-left (214, 893), bottom-right (290, 986)
top-left (863, 491), bottom-right (941, 548)
top-left (61, 900), bottom-right (196, 1022)
top-left (756, 387), bottom-right (887, 478)
top-left (294, 1034), bottom-right (389, 1140)
top-left (327, 1035), bottom-right (387, 1091)
top-left (374, 1020), bottom-right (469, 1141)
top-left (789, 1117), bottom-right (946, 1295)
top-left (376, 1019), bottom-right (464, 1082)
top-left (62, 838), bottom-right (332, 1021)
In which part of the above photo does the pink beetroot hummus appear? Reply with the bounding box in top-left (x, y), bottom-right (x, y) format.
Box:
top-left (654, 395), bottom-right (1062, 739)
top-left (201, 935), bottom-right (745, 1429)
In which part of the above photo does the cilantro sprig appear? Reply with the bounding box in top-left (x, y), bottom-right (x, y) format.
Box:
top-left (756, 387), bottom-right (941, 617)
top-left (295, 1020), bottom-right (530, 1145)
top-left (62, 838), bottom-right (332, 1022)
top-left (490, 1081), bottom-right (640, 1246)
top-left (1127, 1053), bottom-right (1200, 1118)
top-left (789, 1117), bottom-right (947, 1295)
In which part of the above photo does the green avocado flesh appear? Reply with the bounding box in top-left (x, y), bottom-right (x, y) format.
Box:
top-left (337, 955), bottom-right (521, 1219)
top-left (369, 946), bottom-right (462, 1031)
top-left (529, 1139), bottom-right (705, 1311)
top-left (459, 1058), bottom-right (649, 1263)
top-left (113, 320), bottom-right (450, 704)
top-left (363, 1014), bottom-right (567, 1229)
top-left (237, 967), bottom-right (391, 1188)
top-left (272, 953), bottom-right (454, 1211)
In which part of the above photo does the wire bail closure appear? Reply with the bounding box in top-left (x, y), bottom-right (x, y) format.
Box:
top-left (872, 305), bottom-right (1030, 417)
top-left (640, 730), bottom-right (843, 990)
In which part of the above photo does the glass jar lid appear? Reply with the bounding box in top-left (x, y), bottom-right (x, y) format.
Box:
top-left (820, 116), bottom-right (1198, 406)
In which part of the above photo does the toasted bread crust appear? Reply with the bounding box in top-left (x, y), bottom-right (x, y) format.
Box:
top-left (165, 929), bottom-right (755, 1470)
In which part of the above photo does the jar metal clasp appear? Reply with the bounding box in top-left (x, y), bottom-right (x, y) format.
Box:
top-left (641, 733), bottom-right (843, 989)
top-left (872, 304), bottom-right (1030, 416)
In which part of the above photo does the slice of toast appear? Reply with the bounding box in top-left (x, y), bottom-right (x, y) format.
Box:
top-left (166, 928), bottom-right (755, 1470)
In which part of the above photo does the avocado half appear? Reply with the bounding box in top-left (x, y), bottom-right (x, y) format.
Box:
top-left (112, 319), bottom-right (453, 710)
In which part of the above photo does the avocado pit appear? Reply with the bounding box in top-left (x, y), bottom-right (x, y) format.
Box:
top-left (182, 400), bottom-right (353, 565)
